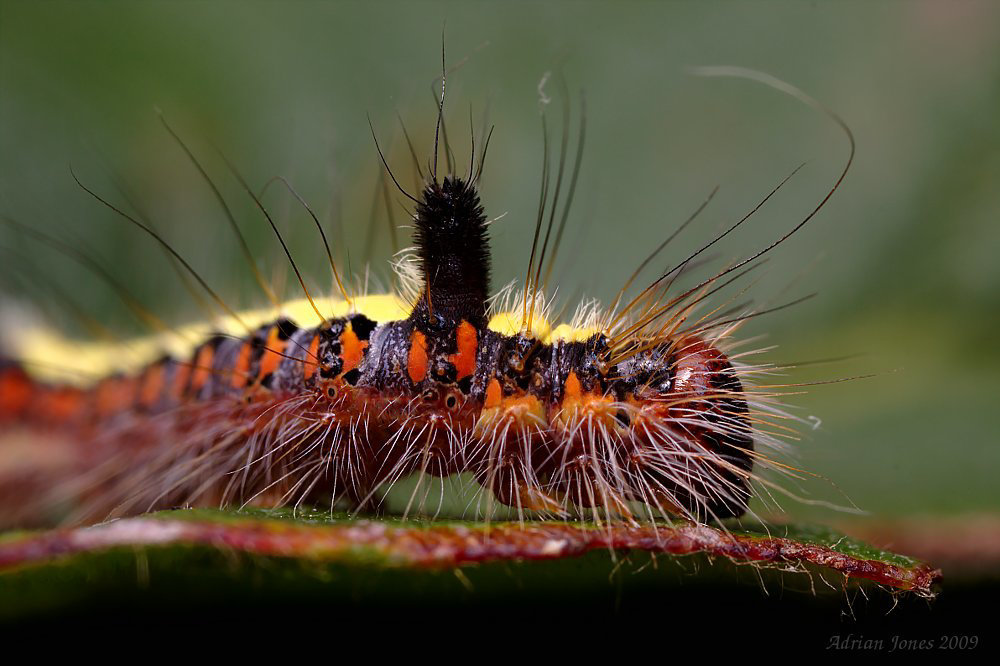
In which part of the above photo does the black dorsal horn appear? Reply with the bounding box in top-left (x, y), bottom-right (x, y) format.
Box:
top-left (408, 176), bottom-right (491, 329)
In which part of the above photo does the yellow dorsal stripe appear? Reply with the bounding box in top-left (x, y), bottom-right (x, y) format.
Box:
top-left (13, 295), bottom-right (598, 386)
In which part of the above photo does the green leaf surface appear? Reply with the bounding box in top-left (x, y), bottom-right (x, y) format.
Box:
top-left (0, 509), bottom-right (940, 620)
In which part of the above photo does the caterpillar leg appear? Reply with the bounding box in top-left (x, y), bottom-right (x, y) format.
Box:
top-left (514, 482), bottom-right (566, 515)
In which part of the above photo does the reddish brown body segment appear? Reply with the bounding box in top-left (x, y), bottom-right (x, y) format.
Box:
top-left (0, 316), bottom-right (753, 529)
top-left (0, 178), bottom-right (756, 528)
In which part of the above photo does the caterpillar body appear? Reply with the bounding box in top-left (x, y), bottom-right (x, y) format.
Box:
top-left (0, 67), bottom-right (852, 530)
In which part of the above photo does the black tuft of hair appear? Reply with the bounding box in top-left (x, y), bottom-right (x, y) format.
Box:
top-left (409, 176), bottom-right (491, 329)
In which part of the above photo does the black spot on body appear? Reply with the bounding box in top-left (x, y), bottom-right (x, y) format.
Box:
top-left (274, 318), bottom-right (298, 341)
top-left (348, 314), bottom-right (377, 341)
top-left (430, 357), bottom-right (457, 384)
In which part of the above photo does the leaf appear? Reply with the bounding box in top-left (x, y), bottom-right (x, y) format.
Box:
top-left (0, 508), bottom-right (940, 619)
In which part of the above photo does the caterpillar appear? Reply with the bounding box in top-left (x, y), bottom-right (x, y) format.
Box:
top-left (0, 62), bottom-right (852, 531)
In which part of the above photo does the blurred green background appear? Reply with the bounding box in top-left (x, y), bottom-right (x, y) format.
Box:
top-left (1, 0), bottom-right (997, 524)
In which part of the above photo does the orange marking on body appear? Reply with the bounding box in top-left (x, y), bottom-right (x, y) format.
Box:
top-left (554, 371), bottom-right (615, 431)
top-left (96, 376), bottom-right (132, 417)
top-left (139, 363), bottom-right (165, 408)
top-left (484, 378), bottom-right (502, 409)
top-left (189, 345), bottom-right (215, 393)
top-left (303, 333), bottom-right (321, 381)
top-left (230, 342), bottom-right (252, 389)
top-left (407, 330), bottom-right (428, 383)
top-left (95, 378), bottom-right (116, 416)
top-left (340, 325), bottom-right (369, 374)
top-left (257, 326), bottom-right (287, 381)
top-left (498, 393), bottom-right (547, 426)
top-left (41, 386), bottom-right (86, 422)
top-left (0, 367), bottom-right (32, 419)
top-left (564, 370), bottom-right (583, 400)
top-left (449, 320), bottom-right (477, 380)
top-left (475, 386), bottom-right (547, 436)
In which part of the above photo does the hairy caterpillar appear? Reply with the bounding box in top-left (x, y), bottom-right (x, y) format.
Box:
top-left (0, 59), bottom-right (852, 531)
